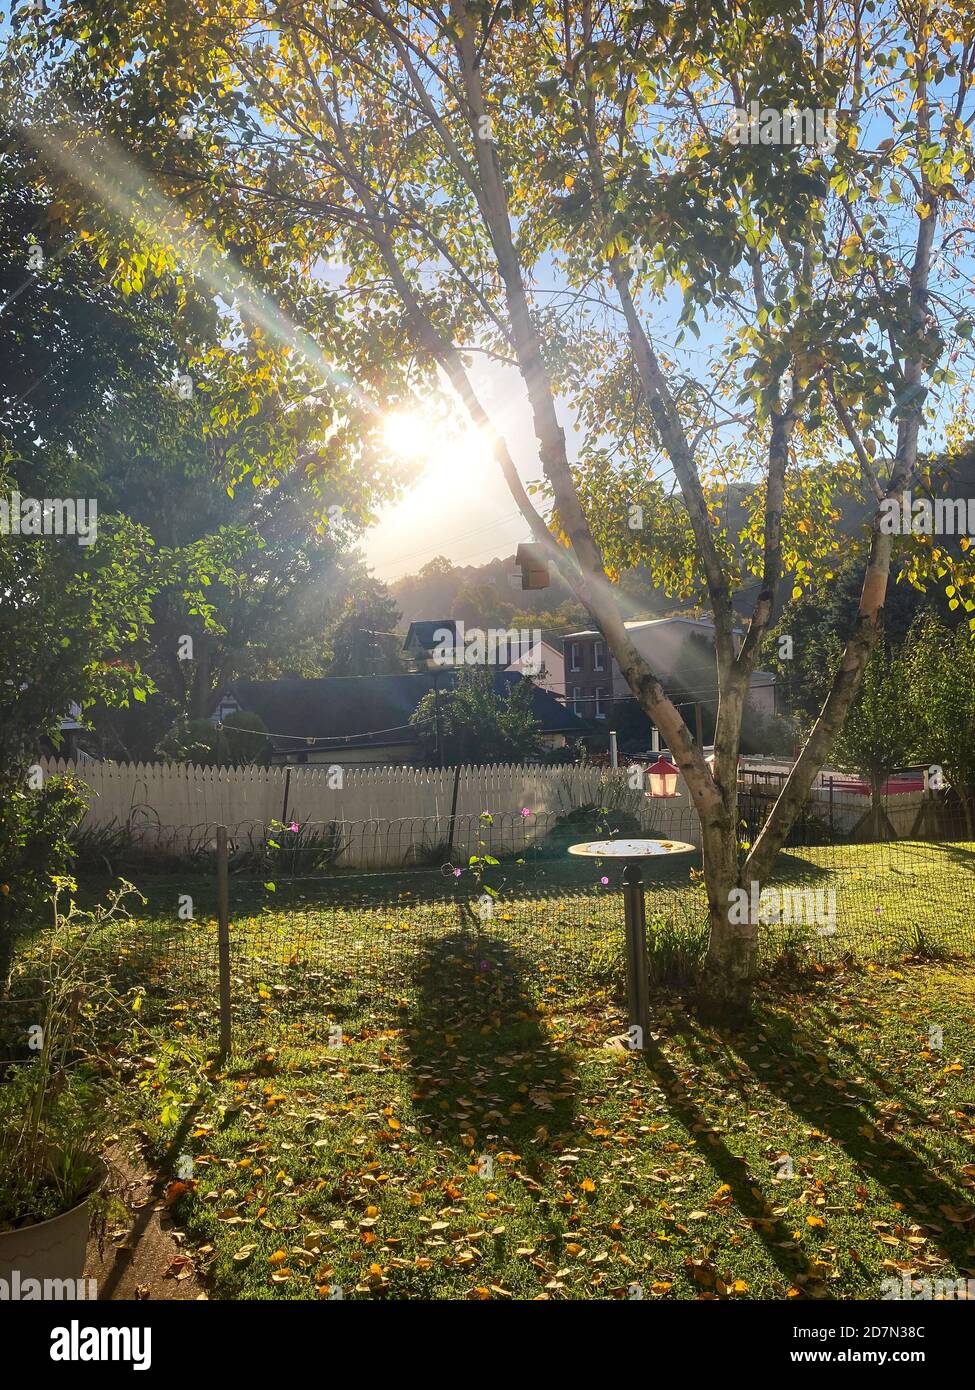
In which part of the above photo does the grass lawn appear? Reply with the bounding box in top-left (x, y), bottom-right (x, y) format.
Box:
top-left (86, 839), bottom-right (975, 1041)
top-left (14, 840), bottom-right (975, 1300)
top-left (108, 959), bottom-right (975, 1301)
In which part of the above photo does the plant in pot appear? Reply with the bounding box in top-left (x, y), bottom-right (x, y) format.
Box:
top-left (0, 879), bottom-right (132, 1295)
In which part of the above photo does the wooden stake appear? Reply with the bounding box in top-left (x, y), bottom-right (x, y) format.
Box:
top-left (216, 825), bottom-right (232, 1058)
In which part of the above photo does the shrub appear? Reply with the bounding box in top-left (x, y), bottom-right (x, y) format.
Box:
top-left (592, 908), bottom-right (709, 991)
top-left (533, 802), bottom-right (643, 858)
top-left (156, 710), bottom-right (269, 767)
top-left (0, 776), bottom-right (88, 988)
top-left (0, 880), bottom-right (140, 1229)
top-left (0, 1065), bottom-right (107, 1229)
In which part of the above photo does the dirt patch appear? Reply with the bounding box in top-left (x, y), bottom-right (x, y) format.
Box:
top-left (85, 1142), bottom-right (207, 1301)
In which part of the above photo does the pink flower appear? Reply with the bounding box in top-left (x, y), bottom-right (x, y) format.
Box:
top-left (520, 807), bottom-right (531, 817)
top-left (600, 876), bottom-right (609, 886)
top-left (288, 822), bottom-right (299, 833)
top-left (453, 868), bottom-right (462, 878)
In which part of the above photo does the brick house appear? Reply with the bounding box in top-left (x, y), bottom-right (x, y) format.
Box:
top-left (561, 616), bottom-right (775, 727)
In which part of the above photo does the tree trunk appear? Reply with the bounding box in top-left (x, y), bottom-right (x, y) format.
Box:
top-left (192, 642), bottom-right (211, 721)
top-left (700, 836), bottom-right (754, 1017)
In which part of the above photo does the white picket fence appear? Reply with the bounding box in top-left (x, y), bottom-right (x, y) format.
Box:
top-left (42, 757), bottom-right (700, 866)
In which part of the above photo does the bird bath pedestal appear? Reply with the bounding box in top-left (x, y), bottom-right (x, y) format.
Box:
top-left (568, 838), bottom-right (696, 1051)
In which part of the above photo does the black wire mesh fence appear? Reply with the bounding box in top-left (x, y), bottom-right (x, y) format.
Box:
top-left (7, 797), bottom-right (975, 1056)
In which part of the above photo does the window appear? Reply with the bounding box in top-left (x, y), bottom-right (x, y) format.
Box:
top-left (593, 641), bottom-right (605, 672)
top-left (594, 687), bottom-right (606, 719)
top-left (569, 641), bottom-right (581, 672)
top-left (572, 686), bottom-right (583, 716)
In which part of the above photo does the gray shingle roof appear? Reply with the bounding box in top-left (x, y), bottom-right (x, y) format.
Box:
top-left (226, 671), bottom-right (588, 749)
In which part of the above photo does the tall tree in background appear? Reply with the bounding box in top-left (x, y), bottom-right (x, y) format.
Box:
top-left (831, 642), bottom-right (916, 837)
top-left (907, 613), bottom-right (975, 834)
top-left (410, 669), bottom-right (544, 765)
top-left (0, 97), bottom-right (406, 756)
top-left (327, 580), bottom-right (407, 676)
top-left (770, 550), bottom-right (958, 724)
top-left (20, 1), bottom-right (975, 1011)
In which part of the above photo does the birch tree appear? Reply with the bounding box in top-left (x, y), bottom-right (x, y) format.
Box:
top-left (19, 0), bottom-right (975, 1011)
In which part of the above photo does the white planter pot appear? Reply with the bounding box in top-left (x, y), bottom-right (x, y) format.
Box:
top-left (0, 1160), bottom-right (106, 1291)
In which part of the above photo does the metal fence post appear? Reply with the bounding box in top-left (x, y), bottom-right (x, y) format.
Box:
top-left (828, 776), bottom-right (834, 837)
top-left (622, 860), bottom-right (650, 1051)
top-left (216, 825), bottom-right (232, 1057)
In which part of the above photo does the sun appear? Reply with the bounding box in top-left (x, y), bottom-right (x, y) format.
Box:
top-left (382, 410), bottom-right (430, 461)
top-left (367, 406), bottom-right (507, 568)
top-left (381, 408), bottom-right (494, 480)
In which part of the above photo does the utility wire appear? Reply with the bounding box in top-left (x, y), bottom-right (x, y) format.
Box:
top-left (217, 716), bottom-right (432, 744)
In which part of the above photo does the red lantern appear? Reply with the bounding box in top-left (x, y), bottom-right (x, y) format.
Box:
top-left (646, 755), bottom-right (679, 798)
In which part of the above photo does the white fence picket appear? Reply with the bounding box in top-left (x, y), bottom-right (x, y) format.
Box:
top-left (43, 755), bottom-right (702, 864)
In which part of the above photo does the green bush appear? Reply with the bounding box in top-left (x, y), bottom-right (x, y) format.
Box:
top-left (0, 1066), bottom-right (107, 1229)
top-left (0, 776), bottom-right (87, 923)
top-left (156, 709), bottom-right (269, 766)
top-left (592, 909), bottom-right (709, 990)
top-left (532, 803), bottom-right (642, 858)
top-left (260, 820), bottom-right (342, 877)
top-left (0, 881), bottom-right (140, 1229)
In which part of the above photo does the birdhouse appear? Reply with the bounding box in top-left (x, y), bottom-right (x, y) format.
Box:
top-left (646, 755), bottom-right (679, 798)
top-left (515, 542), bottom-right (550, 590)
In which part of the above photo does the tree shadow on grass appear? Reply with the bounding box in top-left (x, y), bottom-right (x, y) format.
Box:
top-left (931, 842), bottom-right (975, 872)
top-left (806, 989), bottom-right (959, 1130)
top-left (403, 929), bottom-right (578, 1163)
top-left (714, 1002), bottom-right (975, 1273)
top-left (633, 1024), bottom-right (821, 1293)
top-left (766, 852), bottom-right (838, 886)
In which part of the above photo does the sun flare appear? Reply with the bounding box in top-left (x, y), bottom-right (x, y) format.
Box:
top-left (382, 410), bottom-right (430, 460)
top-left (381, 408), bottom-right (493, 482)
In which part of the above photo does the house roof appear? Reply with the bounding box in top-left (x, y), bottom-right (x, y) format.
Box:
top-left (402, 620), bottom-right (459, 654)
top-left (562, 616), bottom-right (723, 640)
top-left (225, 671), bottom-right (588, 751)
